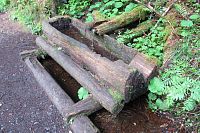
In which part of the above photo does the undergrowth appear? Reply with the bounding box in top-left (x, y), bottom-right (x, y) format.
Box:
top-left (57, 0), bottom-right (91, 18)
top-left (85, 0), bottom-right (138, 22)
top-left (0, 0), bottom-right (10, 12)
top-left (10, 0), bottom-right (44, 34)
top-left (117, 20), bottom-right (166, 65)
top-left (1, 0), bottom-right (57, 34)
top-left (148, 1), bottom-right (200, 129)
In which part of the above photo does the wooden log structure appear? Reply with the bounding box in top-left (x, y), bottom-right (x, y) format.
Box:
top-left (40, 16), bottom-right (157, 115)
top-left (21, 52), bottom-right (99, 133)
top-left (94, 5), bottom-right (149, 35)
top-left (41, 22), bottom-right (146, 104)
top-left (36, 37), bottom-right (124, 114)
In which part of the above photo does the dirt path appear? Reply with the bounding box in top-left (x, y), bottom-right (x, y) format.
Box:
top-left (0, 13), bottom-right (67, 132)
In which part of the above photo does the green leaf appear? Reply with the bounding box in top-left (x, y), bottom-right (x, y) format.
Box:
top-left (180, 20), bottom-right (193, 27)
top-left (78, 87), bottom-right (89, 100)
top-left (85, 13), bottom-right (94, 22)
top-left (180, 30), bottom-right (190, 37)
top-left (148, 93), bottom-right (157, 101)
top-left (189, 14), bottom-right (199, 20)
top-left (125, 3), bottom-right (137, 12)
top-left (115, 2), bottom-right (123, 8)
top-left (183, 98), bottom-right (196, 111)
top-left (148, 77), bottom-right (165, 95)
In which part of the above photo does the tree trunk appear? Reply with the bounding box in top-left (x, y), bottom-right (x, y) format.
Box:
top-left (94, 5), bottom-right (148, 35)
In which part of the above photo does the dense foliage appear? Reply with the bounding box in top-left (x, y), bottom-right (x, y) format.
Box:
top-left (57, 0), bottom-right (91, 18)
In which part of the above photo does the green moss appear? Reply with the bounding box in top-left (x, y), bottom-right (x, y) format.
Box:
top-left (108, 89), bottom-right (124, 103)
top-left (117, 20), bottom-right (155, 44)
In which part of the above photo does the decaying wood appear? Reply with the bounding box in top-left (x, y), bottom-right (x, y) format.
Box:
top-left (42, 20), bottom-right (146, 104)
top-left (36, 37), bottom-right (124, 114)
top-left (94, 5), bottom-right (148, 35)
top-left (64, 96), bottom-right (102, 122)
top-left (70, 17), bottom-right (138, 63)
top-left (86, 10), bottom-right (109, 28)
top-left (22, 54), bottom-right (99, 133)
top-left (129, 53), bottom-right (157, 83)
top-left (118, 20), bottom-right (155, 44)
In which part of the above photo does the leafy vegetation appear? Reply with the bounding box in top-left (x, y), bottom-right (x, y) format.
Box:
top-left (10, 0), bottom-right (44, 34)
top-left (118, 21), bottom-right (166, 65)
top-left (0, 0), bottom-right (57, 34)
top-left (57, 0), bottom-right (91, 18)
top-left (78, 87), bottom-right (89, 100)
top-left (148, 6), bottom-right (200, 128)
top-left (86, 0), bottom-right (138, 22)
top-left (0, 0), bottom-right (10, 12)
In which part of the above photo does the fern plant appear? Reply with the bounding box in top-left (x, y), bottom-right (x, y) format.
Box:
top-left (148, 15), bottom-right (200, 113)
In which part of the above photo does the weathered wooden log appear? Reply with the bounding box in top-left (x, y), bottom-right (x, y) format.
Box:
top-left (44, 16), bottom-right (137, 63)
top-left (129, 53), bottom-right (158, 83)
top-left (94, 5), bottom-right (148, 35)
top-left (42, 21), bottom-right (146, 103)
top-left (117, 20), bottom-right (155, 44)
top-left (21, 53), bottom-right (99, 133)
top-left (36, 37), bottom-right (124, 114)
top-left (64, 96), bottom-right (102, 122)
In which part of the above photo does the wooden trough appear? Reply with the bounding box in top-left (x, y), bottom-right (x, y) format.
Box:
top-left (39, 16), bottom-right (157, 114)
top-left (20, 50), bottom-right (100, 133)
top-left (21, 15), bottom-right (157, 132)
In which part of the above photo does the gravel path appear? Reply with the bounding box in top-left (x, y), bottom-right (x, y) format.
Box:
top-left (0, 13), bottom-right (67, 132)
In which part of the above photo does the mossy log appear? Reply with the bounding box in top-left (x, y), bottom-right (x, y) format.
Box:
top-left (42, 20), bottom-right (147, 105)
top-left (129, 20), bottom-right (155, 37)
top-left (94, 5), bottom-right (148, 35)
top-left (162, 4), bottom-right (181, 68)
top-left (118, 20), bottom-right (155, 44)
top-left (86, 10), bottom-right (109, 28)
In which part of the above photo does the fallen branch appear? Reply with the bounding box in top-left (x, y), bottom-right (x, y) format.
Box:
top-left (94, 5), bottom-right (148, 35)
